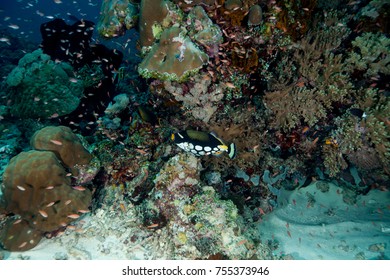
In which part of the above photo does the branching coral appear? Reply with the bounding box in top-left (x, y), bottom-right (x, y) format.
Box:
top-left (346, 32), bottom-right (390, 77)
top-left (163, 73), bottom-right (224, 123)
top-left (320, 86), bottom-right (389, 177)
top-left (264, 23), bottom-right (352, 131)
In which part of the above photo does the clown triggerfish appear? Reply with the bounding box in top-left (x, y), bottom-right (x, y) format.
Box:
top-left (171, 130), bottom-right (236, 159)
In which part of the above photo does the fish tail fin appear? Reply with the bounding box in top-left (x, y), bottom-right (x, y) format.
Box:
top-left (228, 143), bottom-right (236, 159)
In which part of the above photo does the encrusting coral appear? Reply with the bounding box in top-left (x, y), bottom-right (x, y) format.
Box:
top-left (138, 26), bottom-right (209, 82)
top-left (5, 49), bottom-right (84, 119)
top-left (186, 6), bottom-right (223, 50)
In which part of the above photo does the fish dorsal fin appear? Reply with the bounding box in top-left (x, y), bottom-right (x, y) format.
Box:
top-left (186, 130), bottom-right (210, 142)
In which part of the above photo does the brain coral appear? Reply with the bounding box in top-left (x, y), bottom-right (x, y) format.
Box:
top-left (5, 49), bottom-right (84, 119)
top-left (0, 150), bottom-right (92, 251)
top-left (30, 126), bottom-right (92, 175)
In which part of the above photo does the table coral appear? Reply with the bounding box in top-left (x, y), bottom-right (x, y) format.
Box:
top-left (5, 49), bottom-right (84, 119)
top-left (138, 26), bottom-right (209, 82)
top-left (0, 150), bottom-right (92, 251)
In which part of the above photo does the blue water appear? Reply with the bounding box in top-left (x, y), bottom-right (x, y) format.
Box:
top-left (0, 0), bottom-right (100, 43)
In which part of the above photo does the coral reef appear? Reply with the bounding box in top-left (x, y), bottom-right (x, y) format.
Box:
top-left (346, 32), bottom-right (390, 77)
top-left (5, 49), bottom-right (84, 119)
top-left (138, 0), bottom-right (183, 48)
top-left (163, 73), bottom-right (224, 123)
top-left (186, 6), bottom-right (223, 50)
top-left (97, 0), bottom-right (138, 38)
top-left (2, 0), bottom-right (390, 261)
top-left (140, 153), bottom-right (262, 259)
top-left (30, 126), bottom-right (93, 176)
top-left (138, 26), bottom-right (209, 82)
top-left (0, 150), bottom-right (92, 251)
top-left (0, 126), bottom-right (96, 251)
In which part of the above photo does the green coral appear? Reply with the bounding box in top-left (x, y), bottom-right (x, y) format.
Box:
top-left (322, 144), bottom-right (348, 178)
top-left (5, 49), bottom-right (84, 119)
top-left (363, 93), bottom-right (390, 168)
top-left (322, 87), bottom-right (390, 176)
top-left (97, 0), bottom-right (138, 38)
top-left (346, 32), bottom-right (390, 77)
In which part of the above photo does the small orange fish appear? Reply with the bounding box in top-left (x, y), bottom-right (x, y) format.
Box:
top-left (13, 219), bottom-right (22, 225)
top-left (258, 207), bottom-right (266, 215)
top-left (236, 239), bottom-right (247, 246)
top-left (16, 185), bottom-right (26, 191)
top-left (18, 242), bottom-right (27, 248)
top-left (46, 202), bottom-right (55, 207)
top-left (67, 214), bottom-right (80, 219)
top-left (147, 223), bottom-right (159, 229)
top-left (72, 186), bottom-right (86, 191)
top-left (225, 82), bottom-right (236, 89)
top-left (50, 139), bottom-right (63, 146)
top-left (39, 210), bottom-right (48, 218)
